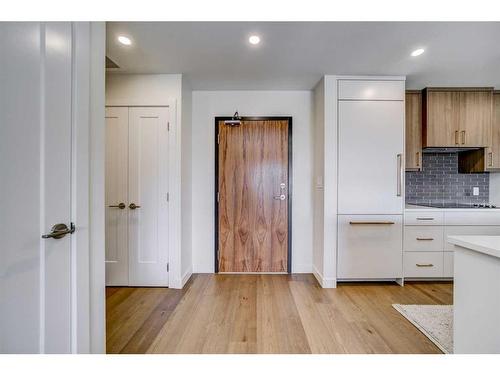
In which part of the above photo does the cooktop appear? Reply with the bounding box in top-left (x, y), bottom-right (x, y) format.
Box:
top-left (408, 202), bottom-right (497, 209)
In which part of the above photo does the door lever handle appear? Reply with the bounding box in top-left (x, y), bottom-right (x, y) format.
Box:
top-left (109, 202), bottom-right (126, 209)
top-left (273, 195), bottom-right (286, 201)
top-left (42, 223), bottom-right (75, 239)
top-left (129, 203), bottom-right (141, 209)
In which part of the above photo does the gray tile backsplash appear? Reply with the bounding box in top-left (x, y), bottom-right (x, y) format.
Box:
top-left (406, 152), bottom-right (489, 205)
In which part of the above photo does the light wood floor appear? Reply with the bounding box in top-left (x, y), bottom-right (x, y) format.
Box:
top-left (106, 274), bottom-right (452, 354)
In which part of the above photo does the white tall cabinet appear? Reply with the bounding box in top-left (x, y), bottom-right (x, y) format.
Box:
top-left (105, 106), bottom-right (170, 287)
top-left (336, 78), bottom-right (405, 281)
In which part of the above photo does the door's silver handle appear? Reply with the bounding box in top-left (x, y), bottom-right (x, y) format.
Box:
top-left (109, 202), bottom-right (126, 209)
top-left (42, 223), bottom-right (75, 239)
top-left (396, 153), bottom-right (402, 197)
top-left (273, 195), bottom-right (286, 201)
top-left (129, 203), bottom-right (141, 209)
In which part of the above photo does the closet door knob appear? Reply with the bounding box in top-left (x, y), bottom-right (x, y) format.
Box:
top-left (109, 203), bottom-right (126, 209)
top-left (129, 203), bottom-right (141, 210)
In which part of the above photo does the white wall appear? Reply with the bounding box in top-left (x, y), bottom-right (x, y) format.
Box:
top-left (105, 73), bottom-right (191, 289)
top-left (191, 90), bottom-right (314, 273)
top-left (311, 76), bottom-right (337, 287)
top-left (89, 22), bottom-right (106, 354)
top-left (181, 77), bottom-right (193, 284)
top-left (313, 79), bottom-right (325, 281)
top-left (105, 74), bottom-right (182, 106)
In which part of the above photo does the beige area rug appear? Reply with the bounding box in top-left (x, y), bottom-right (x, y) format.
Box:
top-left (392, 304), bottom-right (453, 354)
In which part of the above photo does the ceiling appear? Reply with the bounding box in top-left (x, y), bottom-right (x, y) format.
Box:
top-left (106, 22), bottom-right (500, 90)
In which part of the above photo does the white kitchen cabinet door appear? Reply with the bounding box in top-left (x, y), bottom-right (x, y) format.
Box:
top-left (128, 107), bottom-right (170, 286)
top-left (404, 226), bottom-right (444, 252)
top-left (338, 80), bottom-right (405, 101)
top-left (337, 215), bottom-right (403, 279)
top-left (105, 107), bottom-right (129, 286)
top-left (404, 252), bottom-right (444, 278)
top-left (338, 101), bottom-right (404, 214)
top-left (443, 252), bottom-right (454, 278)
top-left (1, 23), bottom-right (75, 353)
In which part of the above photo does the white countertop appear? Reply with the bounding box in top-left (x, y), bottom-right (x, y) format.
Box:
top-left (448, 235), bottom-right (500, 259)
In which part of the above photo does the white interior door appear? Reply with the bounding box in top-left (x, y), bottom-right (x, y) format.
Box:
top-left (0, 23), bottom-right (74, 353)
top-left (105, 107), bottom-right (129, 285)
top-left (128, 107), bottom-right (170, 286)
top-left (338, 100), bottom-right (404, 214)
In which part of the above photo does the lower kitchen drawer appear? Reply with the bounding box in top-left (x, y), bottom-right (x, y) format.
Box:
top-left (404, 252), bottom-right (443, 278)
top-left (443, 252), bottom-right (454, 278)
top-left (404, 226), bottom-right (444, 252)
top-left (338, 215), bottom-right (403, 279)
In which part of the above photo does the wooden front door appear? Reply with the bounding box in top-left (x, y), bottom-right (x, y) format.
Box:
top-left (217, 118), bottom-right (290, 273)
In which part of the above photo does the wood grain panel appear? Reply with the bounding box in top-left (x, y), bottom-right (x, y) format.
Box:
top-left (487, 92), bottom-right (500, 170)
top-left (459, 90), bottom-right (492, 147)
top-left (218, 120), bottom-right (289, 272)
top-left (405, 91), bottom-right (422, 170)
top-left (423, 90), bottom-right (460, 147)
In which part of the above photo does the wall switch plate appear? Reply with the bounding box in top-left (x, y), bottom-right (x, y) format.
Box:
top-left (473, 187), bottom-right (480, 196)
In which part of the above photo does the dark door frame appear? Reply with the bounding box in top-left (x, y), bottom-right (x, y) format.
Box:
top-left (214, 116), bottom-right (293, 273)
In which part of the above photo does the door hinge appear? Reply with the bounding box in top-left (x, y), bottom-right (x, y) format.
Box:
top-left (217, 133), bottom-right (219, 144)
top-left (167, 263), bottom-right (169, 272)
top-left (217, 192), bottom-right (219, 202)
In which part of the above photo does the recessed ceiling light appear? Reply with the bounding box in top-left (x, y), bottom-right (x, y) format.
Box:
top-left (411, 48), bottom-right (425, 57)
top-left (248, 35), bottom-right (261, 45)
top-left (118, 36), bottom-right (132, 46)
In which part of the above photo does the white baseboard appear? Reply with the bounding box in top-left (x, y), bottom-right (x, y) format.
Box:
top-left (181, 266), bottom-right (193, 287)
top-left (292, 263), bottom-right (312, 273)
top-left (169, 266), bottom-right (193, 289)
top-left (312, 265), bottom-right (337, 288)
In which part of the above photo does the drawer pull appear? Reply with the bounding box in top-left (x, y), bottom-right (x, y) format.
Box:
top-left (416, 217), bottom-right (434, 221)
top-left (416, 263), bottom-right (434, 267)
top-left (416, 238), bottom-right (434, 241)
top-left (349, 221), bottom-right (395, 225)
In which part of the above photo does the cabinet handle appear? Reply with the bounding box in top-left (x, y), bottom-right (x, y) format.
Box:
top-left (454, 131), bottom-right (459, 145)
top-left (461, 130), bottom-right (466, 145)
top-left (416, 263), bottom-right (434, 267)
top-left (416, 238), bottom-right (434, 241)
top-left (349, 221), bottom-right (395, 225)
top-left (489, 152), bottom-right (493, 167)
top-left (416, 217), bottom-right (434, 221)
top-left (416, 152), bottom-right (420, 167)
top-left (396, 153), bottom-right (402, 197)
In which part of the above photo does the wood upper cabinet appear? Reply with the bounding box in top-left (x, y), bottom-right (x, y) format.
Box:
top-left (423, 90), bottom-right (460, 147)
top-left (486, 92), bottom-right (500, 170)
top-left (460, 90), bottom-right (493, 147)
top-left (405, 91), bottom-right (422, 170)
top-left (423, 88), bottom-right (493, 148)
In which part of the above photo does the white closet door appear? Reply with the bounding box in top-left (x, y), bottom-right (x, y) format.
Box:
top-left (338, 100), bottom-right (404, 214)
top-left (128, 107), bottom-right (170, 286)
top-left (1, 22), bottom-right (73, 353)
top-left (105, 107), bottom-right (129, 286)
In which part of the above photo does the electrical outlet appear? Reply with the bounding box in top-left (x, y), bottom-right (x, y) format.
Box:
top-left (473, 187), bottom-right (480, 196)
